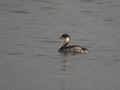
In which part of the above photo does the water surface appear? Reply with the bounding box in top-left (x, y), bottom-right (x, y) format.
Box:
top-left (0, 0), bottom-right (120, 90)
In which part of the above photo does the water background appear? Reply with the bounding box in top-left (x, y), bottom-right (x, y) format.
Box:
top-left (0, 0), bottom-right (120, 90)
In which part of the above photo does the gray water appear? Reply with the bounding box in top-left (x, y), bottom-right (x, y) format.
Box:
top-left (0, 0), bottom-right (120, 90)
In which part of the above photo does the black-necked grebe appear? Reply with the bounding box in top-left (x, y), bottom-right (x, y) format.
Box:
top-left (58, 34), bottom-right (89, 53)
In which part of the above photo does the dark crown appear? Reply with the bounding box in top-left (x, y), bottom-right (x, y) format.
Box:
top-left (61, 34), bottom-right (70, 38)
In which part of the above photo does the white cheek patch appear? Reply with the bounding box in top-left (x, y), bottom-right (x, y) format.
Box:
top-left (65, 37), bottom-right (70, 42)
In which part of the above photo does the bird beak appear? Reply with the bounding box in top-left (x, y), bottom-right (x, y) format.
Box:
top-left (58, 37), bottom-right (62, 39)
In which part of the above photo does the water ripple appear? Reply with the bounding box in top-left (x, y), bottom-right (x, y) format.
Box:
top-left (37, 54), bottom-right (46, 56)
top-left (10, 10), bottom-right (29, 14)
top-left (80, 11), bottom-right (92, 13)
top-left (96, 2), bottom-right (104, 4)
top-left (40, 40), bottom-right (60, 43)
top-left (80, 0), bottom-right (95, 2)
top-left (114, 59), bottom-right (120, 62)
top-left (104, 18), bottom-right (115, 22)
top-left (109, 5), bottom-right (120, 7)
top-left (8, 52), bottom-right (24, 55)
top-left (31, 0), bottom-right (50, 2)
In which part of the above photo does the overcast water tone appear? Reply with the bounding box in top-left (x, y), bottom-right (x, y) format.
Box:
top-left (0, 0), bottom-right (120, 90)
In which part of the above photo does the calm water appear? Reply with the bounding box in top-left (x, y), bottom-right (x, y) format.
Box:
top-left (0, 0), bottom-right (120, 90)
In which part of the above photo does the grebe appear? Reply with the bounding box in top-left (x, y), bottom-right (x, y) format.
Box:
top-left (58, 34), bottom-right (89, 53)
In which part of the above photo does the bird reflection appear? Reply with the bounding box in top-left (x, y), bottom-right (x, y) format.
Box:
top-left (61, 53), bottom-right (70, 71)
top-left (60, 53), bottom-right (71, 90)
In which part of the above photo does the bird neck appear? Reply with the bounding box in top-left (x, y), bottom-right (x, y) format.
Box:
top-left (61, 42), bottom-right (68, 48)
top-left (60, 37), bottom-right (70, 48)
